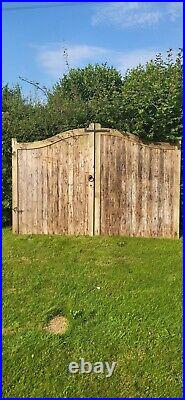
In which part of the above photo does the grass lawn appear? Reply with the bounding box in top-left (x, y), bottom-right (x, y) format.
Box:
top-left (3, 228), bottom-right (182, 398)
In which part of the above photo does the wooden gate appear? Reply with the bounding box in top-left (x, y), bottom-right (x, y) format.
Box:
top-left (12, 123), bottom-right (181, 237)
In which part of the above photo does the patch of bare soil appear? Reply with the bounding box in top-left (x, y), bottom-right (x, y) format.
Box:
top-left (44, 315), bottom-right (68, 335)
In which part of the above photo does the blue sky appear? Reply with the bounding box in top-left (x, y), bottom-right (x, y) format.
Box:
top-left (2, 1), bottom-right (183, 99)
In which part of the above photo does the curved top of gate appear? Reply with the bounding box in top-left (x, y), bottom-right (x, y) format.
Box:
top-left (12, 122), bottom-right (180, 151)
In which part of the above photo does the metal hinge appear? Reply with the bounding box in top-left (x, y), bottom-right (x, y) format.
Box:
top-left (12, 207), bottom-right (23, 214)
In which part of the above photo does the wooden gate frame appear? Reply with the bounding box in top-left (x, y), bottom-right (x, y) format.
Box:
top-left (12, 123), bottom-right (103, 235)
top-left (12, 123), bottom-right (181, 237)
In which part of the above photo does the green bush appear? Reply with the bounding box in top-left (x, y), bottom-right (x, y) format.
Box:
top-left (2, 50), bottom-right (182, 226)
top-left (120, 50), bottom-right (182, 141)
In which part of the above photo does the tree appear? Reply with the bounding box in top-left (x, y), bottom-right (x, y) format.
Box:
top-left (119, 49), bottom-right (182, 142)
top-left (46, 63), bottom-right (123, 132)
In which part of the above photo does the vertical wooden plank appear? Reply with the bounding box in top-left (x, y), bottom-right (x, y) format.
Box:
top-left (172, 147), bottom-right (181, 237)
top-left (25, 150), bottom-right (33, 234)
top-left (74, 136), bottom-right (80, 234)
top-left (88, 129), bottom-right (95, 236)
top-left (84, 138), bottom-right (89, 235)
top-left (111, 136), bottom-right (117, 235)
top-left (12, 139), bottom-right (19, 233)
top-left (78, 138), bottom-right (82, 234)
top-left (126, 140), bottom-right (132, 236)
top-left (120, 138), bottom-right (127, 235)
top-left (50, 145), bottom-right (55, 234)
top-left (68, 138), bottom-right (74, 235)
top-left (136, 144), bottom-right (143, 236)
top-left (112, 136), bottom-right (122, 235)
top-left (107, 137), bottom-right (111, 235)
top-left (157, 149), bottom-right (165, 237)
top-left (163, 149), bottom-right (171, 237)
top-left (78, 136), bottom-right (85, 235)
top-left (108, 136), bottom-right (113, 235)
top-left (100, 134), bottom-right (105, 235)
top-left (31, 149), bottom-right (39, 234)
top-left (47, 146), bottom-right (53, 234)
top-left (52, 144), bottom-right (59, 234)
top-left (83, 134), bottom-right (90, 235)
top-left (168, 149), bottom-right (174, 237)
top-left (42, 146), bottom-right (48, 234)
top-left (36, 149), bottom-right (43, 234)
top-left (64, 140), bottom-right (70, 234)
top-left (169, 150), bottom-right (174, 237)
top-left (130, 142), bottom-right (138, 236)
top-left (114, 137), bottom-right (122, 235)
top-left (51, 145), bottom-right (56, 234)
top-left (140, 146), bottom-right (150, 237)
top-left (94, 125), bottom-right (101, 235)
top-left (58, 139), bottom-right (68, 234)
top-left (72, 136), bottom-right (79, 234)
top-left (146, 148), bottom-right (152, 237)
top-left (18, 149), bottom-right (27, 234)
top-left (151, 148), bottom-right (160, 237)
top-left (102, 134), bottom-right (109, 235)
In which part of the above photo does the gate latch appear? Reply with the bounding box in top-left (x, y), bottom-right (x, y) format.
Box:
top-left (88, 175), bottom-right (94, 182)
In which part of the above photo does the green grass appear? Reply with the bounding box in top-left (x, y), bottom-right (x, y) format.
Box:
top-left (3, 228), bottom-right (182, 398)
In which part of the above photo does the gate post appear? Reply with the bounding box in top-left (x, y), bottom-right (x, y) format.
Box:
top-left (12, 138), bottom-right (19, 233)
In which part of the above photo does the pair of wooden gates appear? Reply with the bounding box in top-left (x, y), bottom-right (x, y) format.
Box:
top-left (12, 123), bottom-right (181, 237)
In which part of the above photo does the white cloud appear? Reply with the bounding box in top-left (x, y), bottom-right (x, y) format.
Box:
top-left (35, 43), bottom-right (169, 78)
top-left (36, 44), bottom-right (108, 76)
top-left (167, 2), bottom-right (183, 21)
top-left (91, 2), bottom-right (183, 29)
top-left (117, 49), bottom-right (159, 74)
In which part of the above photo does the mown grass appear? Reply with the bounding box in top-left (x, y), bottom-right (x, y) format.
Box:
top-left (3, 228), bottom-right (182, 398)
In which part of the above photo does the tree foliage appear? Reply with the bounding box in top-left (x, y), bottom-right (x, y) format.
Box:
top-left (46, 64), bottom-right (123, 132)
top-left (2, 50), bottom-right (182, 225)
top-left (120, 49), bottom-right (182, 141)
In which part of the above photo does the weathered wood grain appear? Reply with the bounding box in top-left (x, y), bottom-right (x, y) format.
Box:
top-left (12, 139), bottom-right (18, 234)
top-left (94, 129), bottom-right (101, 235)
top-left (100, 129), bottom-right (180, 238)
top-left (12, 124), bottom-right (181, 238)
top-left (17, 149), bottom-right (27, 234)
